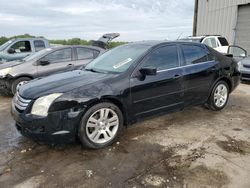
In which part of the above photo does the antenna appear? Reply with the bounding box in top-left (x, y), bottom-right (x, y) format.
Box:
top-left (177, 32), bottom-right (183, 40)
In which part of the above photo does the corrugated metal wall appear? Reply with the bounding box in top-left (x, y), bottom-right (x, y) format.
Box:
top-left (235, 4), bottom-right (250, 53)
top-left (196, 0), bottom-right (250, 44)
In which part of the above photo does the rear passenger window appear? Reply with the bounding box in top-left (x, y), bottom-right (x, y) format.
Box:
top-left (182, 45), bottom-right (209, 65)
top-left (77, 48), bottom-right (99, 60)
top-left (218, 37), bottom-right (229, 46)
top-left (143, 45), bottom-right (179, 71)
top-left (34, 40), bottom-right (46, 52)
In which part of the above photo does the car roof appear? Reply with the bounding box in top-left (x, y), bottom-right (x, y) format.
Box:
top-left (48, 45), bottom-right (105, 51)
top-left (182, 35), bottom-right (223, 39)
top-left (128, 40), bottom-right (206, 47)
top-left (12, 38), bottom-right (48, 41)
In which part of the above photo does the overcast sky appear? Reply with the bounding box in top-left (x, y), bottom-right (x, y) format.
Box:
top-left (0, 0), bottom-right (194, 41)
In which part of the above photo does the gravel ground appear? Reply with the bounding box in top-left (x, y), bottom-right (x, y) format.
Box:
top-left (0, 83), bottom-right (250, 188)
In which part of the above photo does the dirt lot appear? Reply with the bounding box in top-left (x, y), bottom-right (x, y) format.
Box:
top-left (0, 83), bottom-right (250, 188)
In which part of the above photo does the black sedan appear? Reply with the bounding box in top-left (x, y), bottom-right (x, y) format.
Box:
top-left (11, 41), bottom-right (240, 149)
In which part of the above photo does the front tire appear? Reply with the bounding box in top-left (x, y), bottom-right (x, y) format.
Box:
top-left (206, 80), bottom-right (229, 111)
top-left (78, 102), bottom-right (123, 149)
top-left (11, 77), bottom-right (31, 95)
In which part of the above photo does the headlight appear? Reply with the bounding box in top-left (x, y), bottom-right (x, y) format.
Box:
top-left (0, 67), bottom-right (12, 77)
top-left (237, 61), bottom-right (242, 71)
top-left (31, 93), bottom-right (63, 117)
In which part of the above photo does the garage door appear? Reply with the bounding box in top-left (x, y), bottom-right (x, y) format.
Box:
top-left (235, 4), bottom-right (250, 54)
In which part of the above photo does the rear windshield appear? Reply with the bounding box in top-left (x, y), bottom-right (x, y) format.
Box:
top-left (218, 37), bottom-right (229, 46)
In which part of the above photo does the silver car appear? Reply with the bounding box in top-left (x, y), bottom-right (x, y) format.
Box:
top-left (238, 57), bottom-right (250, 81)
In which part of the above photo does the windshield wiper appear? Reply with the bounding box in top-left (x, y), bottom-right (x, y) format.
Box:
top-left (85, 68), bottom-right (109, 74)
top-left (85, 68), bottom-right (100, 73)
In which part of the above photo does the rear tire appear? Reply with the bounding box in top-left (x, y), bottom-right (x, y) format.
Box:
top-left (11, 77), bottom-right (31, 95)
top-left (78, 102), bottom-right (123, 149)
top-left (206, 80), bottom-right (229, 111)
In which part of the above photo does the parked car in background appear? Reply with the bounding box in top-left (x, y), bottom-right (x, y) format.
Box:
top-left (238, 56), bottom-right (250, 81)
top-left (181, 35), bottom-right (230, 53)
top-left (227, 45), bottom-right (248, 62)
top-left (11, 41), bottom-right (240, 149)
top-left (0, 38), bottom-right (50, 62)
top-left (0, 45), bottom-right (105, 95)
top-left (0, 33), bottom-right (120, 95)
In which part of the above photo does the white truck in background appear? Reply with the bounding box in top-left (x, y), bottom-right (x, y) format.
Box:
top-left (181, 35), bottom-right (247, 61)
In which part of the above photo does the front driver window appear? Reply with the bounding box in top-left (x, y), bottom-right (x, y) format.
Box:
top-left (142, 45), bottom-right (179, 71)
top-left (42, 48), bottom-right (72, 63)
top-left (9, 41), bottom-right (31, 53)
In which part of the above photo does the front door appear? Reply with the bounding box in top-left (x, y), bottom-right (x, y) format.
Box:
top-left (37, 48), bottom-right (75, 77)
top-left (130, 44), bottom-right (184, 119)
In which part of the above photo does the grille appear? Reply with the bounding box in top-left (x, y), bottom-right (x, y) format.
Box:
top-left (242, 73), bottom-right (250, 78)
top-left (14, 92), bottom-right (31, 112)
top-left (243, 64), bottom-right (250, 69)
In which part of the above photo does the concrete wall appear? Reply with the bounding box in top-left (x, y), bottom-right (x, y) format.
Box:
top-left (195, 0), bottom-right (250, 44)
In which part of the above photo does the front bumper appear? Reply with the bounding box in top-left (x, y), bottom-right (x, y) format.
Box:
top-left (239, 67), bottom-right (250, 81)
top-left (241, 72), bottom-right (250, 81)
top-left (11, 99), bottom-right (84, 144)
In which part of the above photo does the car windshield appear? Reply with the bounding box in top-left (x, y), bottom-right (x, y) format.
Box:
top-left (0, 40), bottom-right (14, 51)
top-left (85, 44), bottom-right (151, 73)
top-left (22, 48), bottom-right (53, 62)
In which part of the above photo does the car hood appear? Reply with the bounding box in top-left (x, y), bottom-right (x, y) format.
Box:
top-left (0, 60), bottom-right (24, 69)
top-left (19, 70), bottom-right (116, 99)
top-left (241, 57), bottom-right (250, 66)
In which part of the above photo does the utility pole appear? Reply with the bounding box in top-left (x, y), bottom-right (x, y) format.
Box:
top-left (193, 0), bottom-right (199, 36)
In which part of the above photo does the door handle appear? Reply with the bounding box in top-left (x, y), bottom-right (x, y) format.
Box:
top-left (174, 74), bottom-right (181, 79)
top-left (67, 64), bottom-right (74, 67)
top-left (207, 68), bottom-right (216, 73)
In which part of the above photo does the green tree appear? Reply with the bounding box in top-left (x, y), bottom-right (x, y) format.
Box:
top-left (0, 34), bottom-right (127, 49)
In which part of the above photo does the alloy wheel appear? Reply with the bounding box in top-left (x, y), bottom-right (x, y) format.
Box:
top-left (86, 108), bottom-right (119, 144)
top-left (214, 84), bottom-right (228, 108)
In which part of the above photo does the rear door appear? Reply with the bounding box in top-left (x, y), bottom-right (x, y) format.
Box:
top-left (181, 44), bottom-right (218, 106)
top-left (130, 44), bottom-right (184, 118)
top-left (74, 47), bottom-right (99, 68)
top-left (37, 48), bottom-right (75, 77)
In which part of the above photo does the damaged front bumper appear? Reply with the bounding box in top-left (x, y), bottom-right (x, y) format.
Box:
top-left (11, 99), bottom-right (85, 144)
top-left (0, 77), bottom-right (12, 93)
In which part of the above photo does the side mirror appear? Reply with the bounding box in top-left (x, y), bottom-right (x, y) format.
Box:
top-left (39, 60), bottom-right (50, 66)
top-left (225, 54), bottom-right (233, 58)
top-left (139, 67), bottom-right (157, 76)
top-left (7, 48), bottom-right (15, 54)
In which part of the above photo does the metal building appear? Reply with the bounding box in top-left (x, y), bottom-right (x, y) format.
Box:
top-left (193, 0), bottom-right (250, 53)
